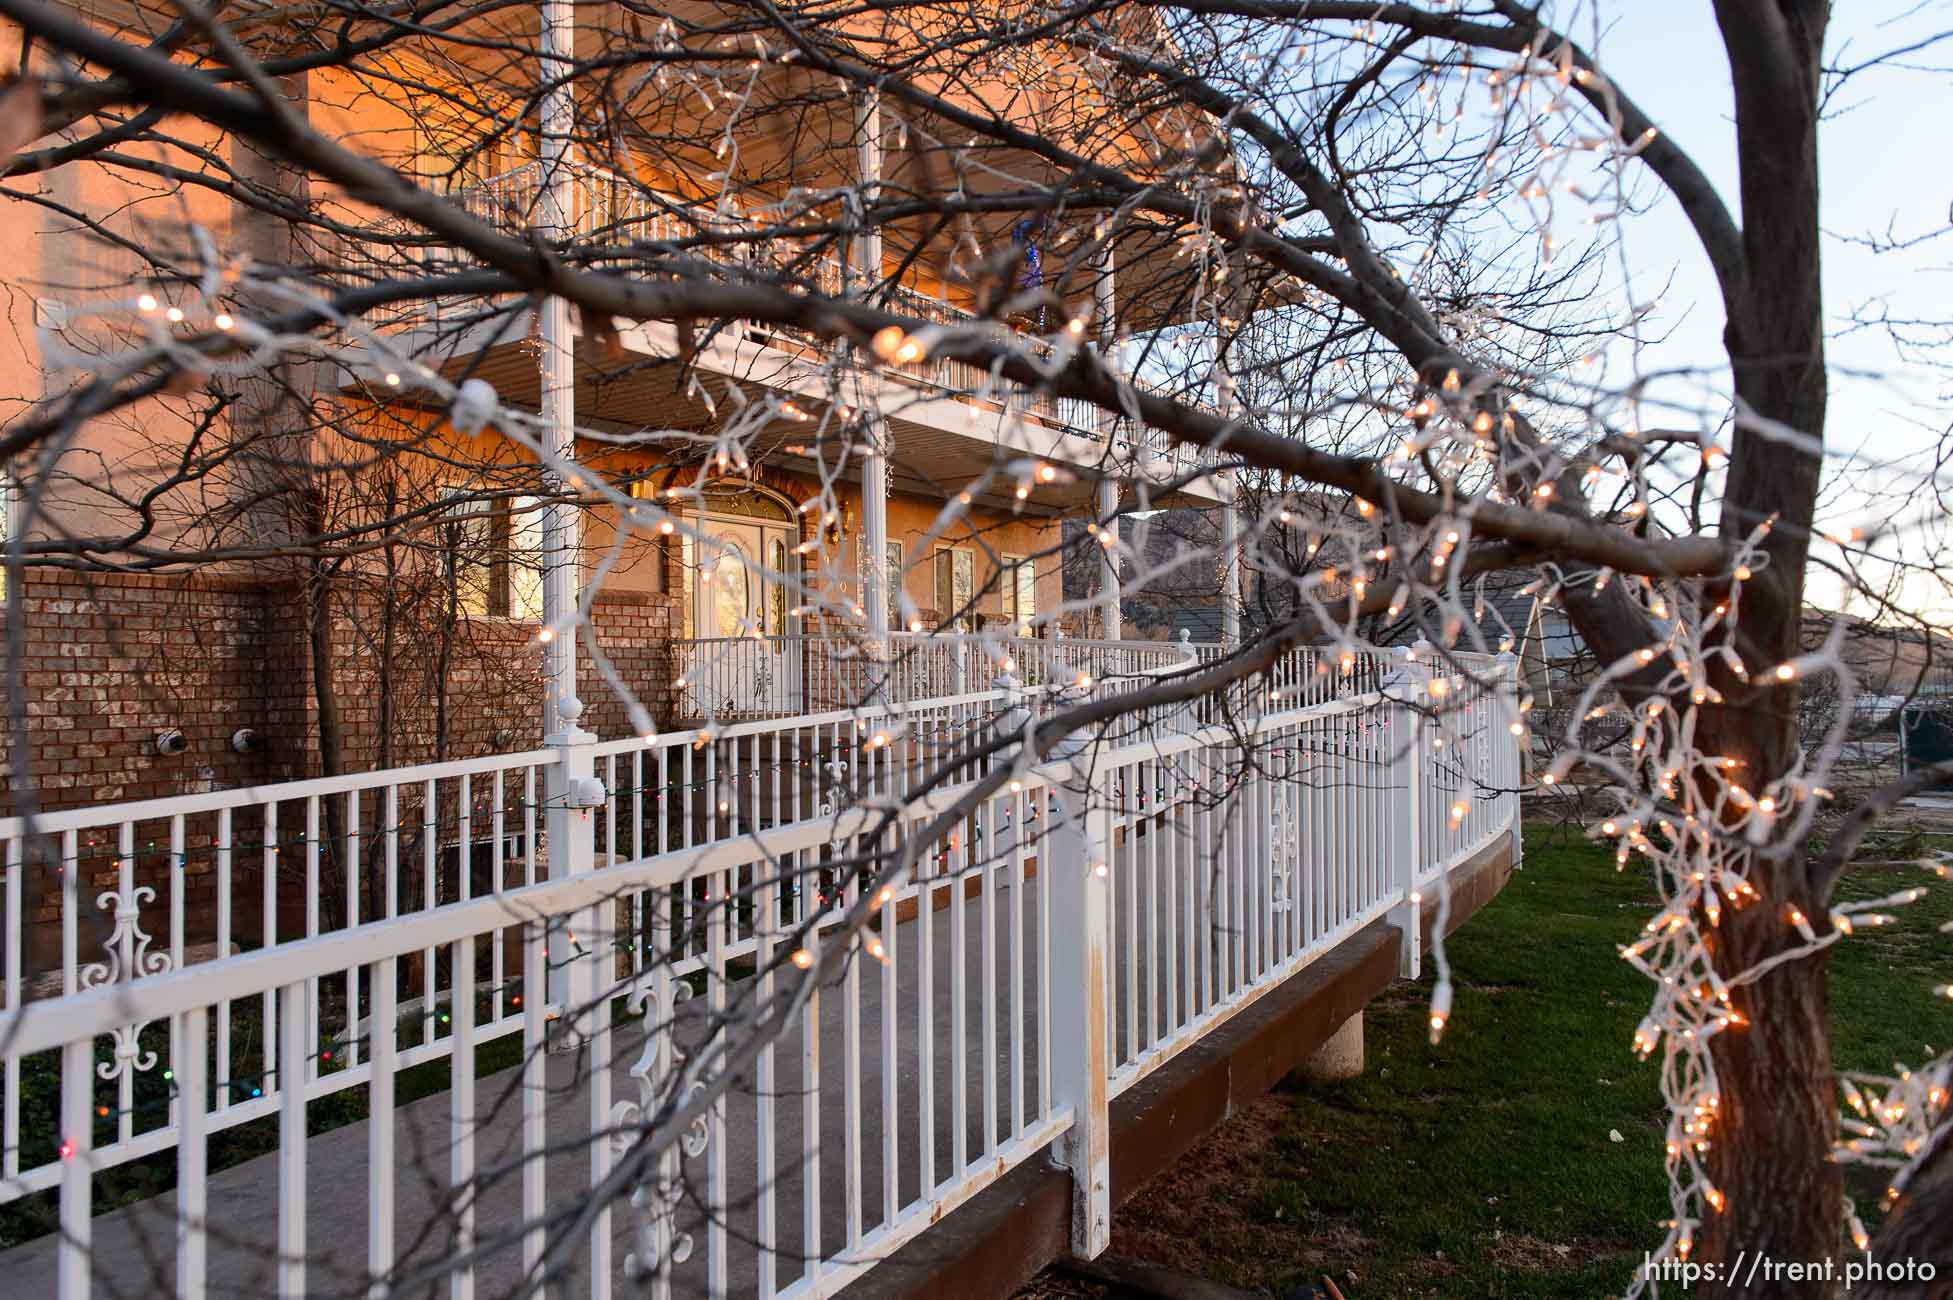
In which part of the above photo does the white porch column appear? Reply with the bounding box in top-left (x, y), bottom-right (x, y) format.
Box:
top-left (539, 0), bottom-right (578, 733)
top-left (854, 91), bottom-right (890, 648)
top-left (1097, 477), bottom-right (1122, 639)
top-left (862, 433), bottom-right (889, 645)
top-left (1093, 247), bottom-right (1123, 640)
top-left (1095, 248), bottom-right (1118, 438)
top-left (1220, 472), bottom-right (1241, 645)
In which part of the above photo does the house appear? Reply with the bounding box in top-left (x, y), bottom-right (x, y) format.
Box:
top-left (0, 4), bottom-right (1239, 812)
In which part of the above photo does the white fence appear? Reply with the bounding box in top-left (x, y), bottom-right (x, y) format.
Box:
top-left (671, 633), bottom-right (1223, 720)
top-left (0, 648), bottom-right (1519, 1299)
top-left (350, 158), bottom-right (1221, 475)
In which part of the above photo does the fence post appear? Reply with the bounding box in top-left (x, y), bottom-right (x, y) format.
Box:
top-left (1386, 645), bottom-right (1428, 979)
top-left (1495, 650), bottom-right (1523, 868)
top-left (1048, 748), bottom-right (1113, 1258)
top-left (546, 694), bottom-right (606, 1048)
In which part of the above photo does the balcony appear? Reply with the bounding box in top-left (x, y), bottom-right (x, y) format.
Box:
top-left (342, 160), bottom-right (1226, 506)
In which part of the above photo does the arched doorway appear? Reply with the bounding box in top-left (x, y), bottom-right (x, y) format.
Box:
top-left (678, 484), bottom-right (803, 717)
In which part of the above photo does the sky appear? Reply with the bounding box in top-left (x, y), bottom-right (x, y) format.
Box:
top-left (1559, 1), bottom-right (1953, 615)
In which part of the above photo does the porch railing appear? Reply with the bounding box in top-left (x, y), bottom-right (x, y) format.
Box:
top-left (672, 633), bottom-right (1224, 720)
top-left (347, 159), bottom-right (1220, 475)
top-left (0, 649), bottom-right (1519, 1300)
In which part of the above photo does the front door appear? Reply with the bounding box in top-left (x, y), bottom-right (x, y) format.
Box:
top-left (681, 518), bottom-right (800, 717)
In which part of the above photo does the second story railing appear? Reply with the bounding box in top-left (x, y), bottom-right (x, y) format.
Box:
top-left (347, 159), bottom-right (1221, 476)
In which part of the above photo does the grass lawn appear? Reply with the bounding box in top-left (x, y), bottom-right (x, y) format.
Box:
top-left (1027, 822), bottom-right (1953, 1299)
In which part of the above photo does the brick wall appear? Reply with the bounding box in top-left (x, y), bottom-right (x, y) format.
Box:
top-left (1, 569), bottom-right (282, 808)
top-left (1, 558), bottom-right (686, 815)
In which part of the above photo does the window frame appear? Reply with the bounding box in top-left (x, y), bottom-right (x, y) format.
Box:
top-left (933, 546), bottom-right (975, 631)
top-left (1002, 554), bottom-right (1036, 634)
top-left (441, 486), bottom-right (545, 622)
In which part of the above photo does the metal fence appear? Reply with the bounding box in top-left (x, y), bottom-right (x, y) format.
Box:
top-left (345, 159), bottom-right (1222, 469)
top-left (671, 634), bottom-right (1224, 720)
top-left (0, 650), bottom-right (1519, 1299)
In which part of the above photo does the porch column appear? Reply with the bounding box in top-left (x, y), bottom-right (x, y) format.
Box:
top-left (538, 0), bottom-right (579, 732)
top-left (1097, 476), bottom-right (1122, 639)
top-left (1220, 472), bottom-right (1241, 645)
top-left (854, 91), bottom-right (890, 648)
top-left (1095, 248), bottom-right (1118, 438)
top-left (862, 431), bottom-right (890, 645)
top-left (1094, 246), bottom-right (1123, 641)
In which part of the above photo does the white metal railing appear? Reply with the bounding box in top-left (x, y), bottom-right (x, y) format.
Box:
top-left (0, 650), bottom-right (1519, 1299)
top-left (348, 159), bottom-right (1220, 473)
top-left (672, 633), bottom-right (1224, 720)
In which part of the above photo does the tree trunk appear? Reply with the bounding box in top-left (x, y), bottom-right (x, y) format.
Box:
top-left (1697, 886), bottom-right (1843, 1297)
top-left (1861, 1130), bottom-right (1953, 1299)
top-left (1689, 5), bottom-right (1836, 1291)
top-left (308, 561), bottom-right (342, 778)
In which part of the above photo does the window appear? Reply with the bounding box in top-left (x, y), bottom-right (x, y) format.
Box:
top-left (933, 547), bottom-right (974, 630)
top-left (0, 468), bottom-right (14, 603)
top-left (1001, 555), bottom-right (1036, 633)
top-left (416, 90), bottom-right (530, 195)
top-left (443, 488), bottom-right (544, 619)
top-left (768, 537), bottom-right (790, 636)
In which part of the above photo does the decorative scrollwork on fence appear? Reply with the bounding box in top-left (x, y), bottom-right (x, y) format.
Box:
top-left (613, 979), bottom-right (710, 1282)
top-left (96, 1022), bottom-right (158, 1083)
top-left (79, 884), bottom-right (173, 990)
top-left (1271, 784), bottom-right (1301, 917)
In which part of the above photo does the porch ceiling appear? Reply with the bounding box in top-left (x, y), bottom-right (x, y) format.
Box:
top-left (338, 312), bottom-right (1225, 515)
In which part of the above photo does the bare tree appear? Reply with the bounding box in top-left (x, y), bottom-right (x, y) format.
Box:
top-left (2, 1), bottom-right (1952, 1297)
